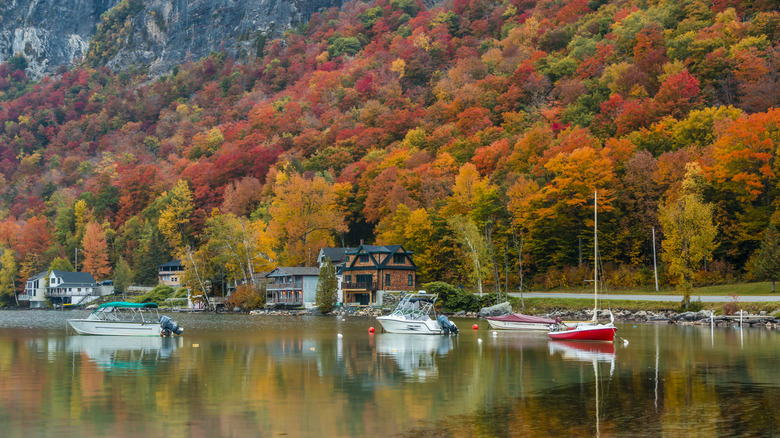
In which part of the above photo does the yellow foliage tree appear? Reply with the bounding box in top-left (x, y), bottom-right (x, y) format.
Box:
top-left (158, 180), bottom-right (194, 252)
top-left (268, 173), bottom-right (348, 266)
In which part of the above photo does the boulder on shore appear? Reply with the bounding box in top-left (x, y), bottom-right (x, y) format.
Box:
top-left (478, 302), bottom-right (512, 318)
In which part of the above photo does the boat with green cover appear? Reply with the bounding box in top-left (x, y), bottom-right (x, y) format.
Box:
top-left (67, 302), bottom-right (184, 336)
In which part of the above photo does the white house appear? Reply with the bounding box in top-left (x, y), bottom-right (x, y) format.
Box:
top-left (46, 270), bottom-right (107, 306)
top-left (20, 271), bottom-right (48, 308)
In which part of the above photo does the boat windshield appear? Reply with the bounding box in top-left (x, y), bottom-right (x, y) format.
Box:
top-left (389, 294), bottom-right (438, 320)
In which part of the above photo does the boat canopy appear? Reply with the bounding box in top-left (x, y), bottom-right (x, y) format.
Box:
top-left (97, 301), bottom-right (159, 310)
top-left (486, 313), bottom-right (555, 324)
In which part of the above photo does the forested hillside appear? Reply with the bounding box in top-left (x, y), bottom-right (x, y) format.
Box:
top-left (1, 0), bottom-right (779, 303)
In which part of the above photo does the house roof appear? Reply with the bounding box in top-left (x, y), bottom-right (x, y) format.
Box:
top-left (50, 270), bottom-right (96, 284)
top-left (266, 267), bottom-right (321, 277)
top-left (159, 259), bottom-right (183, 268)
top-left (343, 244), bottom-right (417, 271)
top-left (28, 271), bottom-right (47, 281)
top-left (319, 247), bottom-right (356, 264)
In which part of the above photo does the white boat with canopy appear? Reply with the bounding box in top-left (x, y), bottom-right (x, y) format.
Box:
top-left (376, 293), bottom-right (458, 335)
top-left (67, 302), bottom-right (184, 337)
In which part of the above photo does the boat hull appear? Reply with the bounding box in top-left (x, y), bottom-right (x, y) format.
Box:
top-left (548, 325), bottom-right (616, 342)
top-left (486, 319), bottom-right (551, 331)
top-left (376, 316), bottom-right (442, 334)
top-left (68, 319), bottom-right (162, 336)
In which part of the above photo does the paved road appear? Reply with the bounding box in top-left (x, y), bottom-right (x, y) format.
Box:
top-left (508, 292), bottom-right (780, 303)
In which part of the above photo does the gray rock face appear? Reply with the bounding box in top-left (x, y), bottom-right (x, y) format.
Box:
top-left (0, 0), bottom-right (116, 78)
top-left (478, 301), bottom-right (512, 318)
top-left (0, 0), bottom-right (344, 78)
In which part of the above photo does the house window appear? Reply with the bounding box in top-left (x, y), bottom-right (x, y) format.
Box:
top-left (385, 274), bottom-right (391, 286)
top-left (345, 256), bottom-right (349, 263)
top-left (360, 254), bottom-right (369, 263)
top-left (393, 254), bottom-right (405, 264)
top-left (408, 275), bottom-right (413, 286)
top-left (344, 275), bottom-right (351, 284)
top-left (357, 274), bottom-right (372, 285)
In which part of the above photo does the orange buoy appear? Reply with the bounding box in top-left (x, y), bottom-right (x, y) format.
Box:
top-left (472, 324), bottom-right (479, 330)
top-left (369, 327), bottom-right (375, 334)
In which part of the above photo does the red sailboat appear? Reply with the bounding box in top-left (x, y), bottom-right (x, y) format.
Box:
top-left (548, 191), bottom-right (617, 343)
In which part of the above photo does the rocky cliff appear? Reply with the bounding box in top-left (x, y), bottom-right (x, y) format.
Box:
top-left (0, 0), bottom-right (344, 78)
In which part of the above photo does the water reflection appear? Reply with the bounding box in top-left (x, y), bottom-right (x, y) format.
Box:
top-left (548, 340), bottom-right (616, 363)
top-left (4, 312), bottom-right (780, 437)
top-left (65, 336), bottom-right (181, 372)
top-left (375, 334), bottom-right (453, 380)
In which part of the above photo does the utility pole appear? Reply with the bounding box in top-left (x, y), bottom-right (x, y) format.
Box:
top-left (652, 228), bottom-right (659, 292)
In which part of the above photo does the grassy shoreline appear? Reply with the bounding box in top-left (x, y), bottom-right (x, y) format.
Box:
top-left (510, 297), bottom-right (780, 316)
top-left (516, 281), bottom-right (778, 296)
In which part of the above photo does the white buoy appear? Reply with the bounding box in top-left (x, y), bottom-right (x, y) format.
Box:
top-left (492, 331), bottom-right (497, 337)
top-left (623, 338), bottom-right (629, 346)
top-left (477, 338), bottom-right (483, 344)
top-left (337, 333), bottom-right (343, 338)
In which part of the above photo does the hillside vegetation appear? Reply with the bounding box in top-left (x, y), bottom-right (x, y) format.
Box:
top-left (0, 0), bottom-right (779, 303)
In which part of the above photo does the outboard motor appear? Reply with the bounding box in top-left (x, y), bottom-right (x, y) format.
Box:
top-left (159, 315), bottom-right (184, 336)
top-left (437, 315), bottom-right (459, 335)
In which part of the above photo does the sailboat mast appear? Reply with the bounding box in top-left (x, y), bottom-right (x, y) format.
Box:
top-left (594, 190), bottom-right (598, 320)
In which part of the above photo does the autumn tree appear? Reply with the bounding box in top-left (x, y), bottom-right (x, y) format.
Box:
top-left (315, 259), bottom-right (338, 313)
top-left (448, 215), bottom-right (490, 296)
top-left (268, 172), bottom-right (348, 266)
top-left (205, 212), bottom-right (275, 287)
top-left (751, 224), bottom-right (780, 292)
top-left (158, 179), bottom-right (195, 252)
top-left (16, 216), bottom-right (53, 284)
top-left (81, 222), bottom-right (111, 280)
top-left (0, 248), bottom-right (17, 306)
top-left (181, 244), bottom-right (216, 307)
top-left (221, 176), bottom-right (264, 217)
top-left (659, 163), bottom-right (718, 307)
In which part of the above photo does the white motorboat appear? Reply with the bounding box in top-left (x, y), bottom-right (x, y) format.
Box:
top-left (68, 302), bottom-right (184, 336)
top-left (376, 293), bottom-right (458, 335)
top-left (486, 313), bottom-right (557, 331)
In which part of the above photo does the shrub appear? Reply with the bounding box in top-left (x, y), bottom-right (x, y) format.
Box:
top-left (422, 281), bottom-right (495, 313)
top-left (226, 285), bottom-right (265, 311)
top-left (134, 284), bottom-right (176, 305)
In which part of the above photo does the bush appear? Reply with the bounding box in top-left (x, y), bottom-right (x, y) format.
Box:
top-left (697, 260), bottom-right (738, 286)
top-left (134, 285), bottom-right (176, 305)
top-left (678, 297), bottom-right (704, 313)
top-left (603, 263), bottom-right (653, 288)
top-left (537, 265), bottom-right (592, 290)
top-left (226, 285), bottom-right (265, 311)
top-left (422, 281), bottom-right (496, 313)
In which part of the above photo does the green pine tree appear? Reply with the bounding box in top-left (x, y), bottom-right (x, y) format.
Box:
top-left (753, 224), bottom-right (780, 293)
top-left (315, 259), bottom-right (338, 314)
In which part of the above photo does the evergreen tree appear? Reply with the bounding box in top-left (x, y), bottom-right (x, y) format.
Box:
top-left (315, 259), bottom-right (338, 314)
top-left (114, 256), bottom-right (134, 295)
top-left (753, 224), bottom-right (780, 292)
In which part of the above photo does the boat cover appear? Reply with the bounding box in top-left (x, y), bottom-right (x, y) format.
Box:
top-left (486, 313), bottom-right (555, 324)
top-left (97, 301), bottom-right (159, 310)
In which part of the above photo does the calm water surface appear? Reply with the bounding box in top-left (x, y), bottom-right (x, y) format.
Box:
top-left (1, 310), bottom-right (779, 437)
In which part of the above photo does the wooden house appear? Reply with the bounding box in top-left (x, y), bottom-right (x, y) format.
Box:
top-left (341, 244), bottom-right (417, 306)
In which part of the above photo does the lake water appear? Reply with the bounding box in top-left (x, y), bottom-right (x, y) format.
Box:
top-left (1, 310), bottom-right (779, 437)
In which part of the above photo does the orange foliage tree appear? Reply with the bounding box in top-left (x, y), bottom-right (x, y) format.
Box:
top-left (82, 222), bottom-right (111, 280)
